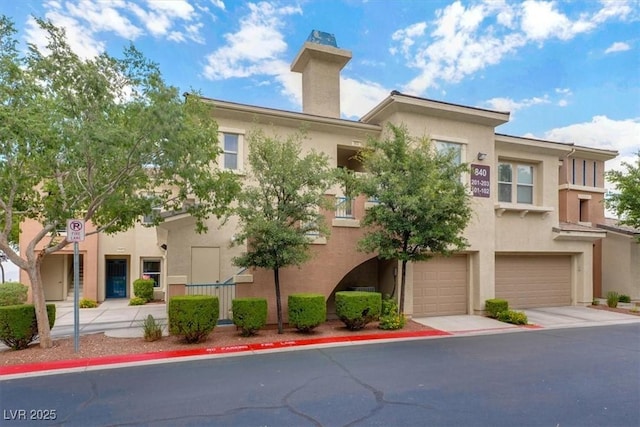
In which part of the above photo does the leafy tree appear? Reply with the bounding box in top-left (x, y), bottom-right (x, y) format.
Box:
top-left (0, 17), bottom-right (239, 348)
top-left (232, 129), bottom-right (335, 333)
top-left (357, 123), bottom-right (472, 314)
top-left (606, 152), bottom-right (640, 240)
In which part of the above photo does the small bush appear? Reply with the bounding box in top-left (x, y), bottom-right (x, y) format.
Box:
top-left (141, 314), bottom-right (163, 342)
top-left (335, 291), bottom-right (382, 331)
top-left (618, 294), bottom-right (631, 303)
top-left (0, 304), bottom-right (56, 350)
top-left (168, 295), bottom-right (219, 343)
top-left (133, 278), bottom-right (155, 302)
top-left (378, 296), bottom-right (405, 330)
top-left (129, 297), bottom-right (147, 306)
top-left (288, 294), bottom-right (326, 333)
top-left (0, 282), bottom-right (28, 306)
top-left (232, 298), bottom-right (267, 336)
top-left (79, 298), bottom-right (98, 308)
top-left (485, 299), bottom-right (508, 318)
top-left (606, 291), bottom-right (619, 308)
top-left (496, 309), bottom-right (528, 325)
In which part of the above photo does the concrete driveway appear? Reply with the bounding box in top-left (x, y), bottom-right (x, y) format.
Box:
top-left (523, 306), bottom-right (640, 329)
top-left (414, 305), bottom-right (640, 335)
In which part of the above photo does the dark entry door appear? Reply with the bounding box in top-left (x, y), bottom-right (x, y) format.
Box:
top-left (106, 259), bottom-right (127, 298)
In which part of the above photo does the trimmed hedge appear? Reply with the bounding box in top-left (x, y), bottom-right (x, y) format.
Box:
top-left (335, 291), bottom-right (382, 330)
top-left (79, 298), bottom-right (98, 308)
top-left (485, 299), bottom-right (508, 318)
top-left (496, 309), bottom-right (528, 325)
top-left (168, 295), bottom-right (219, 343)
top-left (0, 282), bottom-right (28, 306)
top-left (232, 298), bottom-right (267, 336)
top-left (288, 294), bottom-right (326, 333)
top-left (0, 304), bottom-right (56, 350)
top-left (133, 278), bottom-right (155, 302)
top-left (129, 296), bottom-right (147, 306)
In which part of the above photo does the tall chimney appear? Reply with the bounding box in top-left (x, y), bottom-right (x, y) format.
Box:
top-left (291, 30), bottom-right (352, 118)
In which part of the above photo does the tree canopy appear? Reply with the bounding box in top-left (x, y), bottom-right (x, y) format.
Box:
top-left (606, 152), bottom-right (640, 240)
top-left (357, 123), bottom-right (472, 313)
top-left (233, 129), bottom-right (335, 333)
top-left (0, 16), bottom-right (239, 347)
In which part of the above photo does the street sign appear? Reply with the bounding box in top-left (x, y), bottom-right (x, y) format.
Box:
top-left (66, 219), bottom-right (85, 242)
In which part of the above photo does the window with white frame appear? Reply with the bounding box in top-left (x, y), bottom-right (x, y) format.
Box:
top-left (141, 259), bottom-right (161, 288)
top-left (142, 207), bottom-right (161, 225)
top-left (219, 131), bottom-right (244, 171)
top-left (498, 162), bottom-right (534, 204)
top-left (435, 141), bottom-right (462, 165)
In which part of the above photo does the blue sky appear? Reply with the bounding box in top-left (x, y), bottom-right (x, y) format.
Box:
top-left (1, 0), bottom-right (639, 279)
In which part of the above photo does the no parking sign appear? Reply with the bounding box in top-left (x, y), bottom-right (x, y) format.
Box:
top-left (66, 219), bottom-right (85, 242)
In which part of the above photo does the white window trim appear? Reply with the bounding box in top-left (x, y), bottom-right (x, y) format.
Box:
top-left (141, 258), bottom-right (162, 288)
top-left (433, 138), bottom-right (468, 184)
top-left (498, 161), bottom-right (535, 205)
top-left (218, 127), bottom-right (245, 173)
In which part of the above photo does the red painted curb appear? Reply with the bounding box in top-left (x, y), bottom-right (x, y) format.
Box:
top-left (1, 329), bottom-right (450, 376)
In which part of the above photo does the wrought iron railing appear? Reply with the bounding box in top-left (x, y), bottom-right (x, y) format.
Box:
top-left (335, 196), bottom-right (355, 218)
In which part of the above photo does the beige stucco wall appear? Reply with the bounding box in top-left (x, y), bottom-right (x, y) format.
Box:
top-left (98, 223), bottom-right (165, 301)
top-left (601, 232), bottom-right (640, 300)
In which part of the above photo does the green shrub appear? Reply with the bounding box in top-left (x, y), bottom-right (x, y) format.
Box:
top-left (378, 296), bottom-right (406, 330)
top-left (133, 278), bottom-right (155, 302)
top-left (288, 294), bottom-right (326, 333)
top-left (485, 299), bottom-right (509, 318)
top-left (232, 298), bottom-right (267, 336)
top-left (168, 295), bottom-right (219, 343)
top-left (79, 298), bottom-right (98, 308)
top-left (335, 291), bottom-right (382, 330)
top-left (496, 309), bottom-right (528, 325)
top-left (606, 291), bottom-right (619, 308)
top-left (129, 296), bottom-right (147, 306)
top-left (0, 282), bottom-right (28, 306)
top-left (618, 294), bottom-right (631, 303)
top-left (0, 304), bottom-right (56, 350)
top-left (141, 314), bottom-right (163, 342)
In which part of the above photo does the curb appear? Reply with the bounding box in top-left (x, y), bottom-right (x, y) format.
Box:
top-left (1, 329), bottom-right (451, 378)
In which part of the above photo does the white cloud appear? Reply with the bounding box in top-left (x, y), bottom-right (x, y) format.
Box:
top-left (605, 41), bottom-right (631, 54)
top-left (340, 77), bottom-right (390, 120)
top-left (28, 0), bottom-right (207, 59)
top-left (541, 116), bottom-right (640, 155)
top-left (202, 2), bottom-right (301, 80)
top-left (483, 95), bottom-right (550, 113)
top-left (391, 0), bottom-right (634, 96)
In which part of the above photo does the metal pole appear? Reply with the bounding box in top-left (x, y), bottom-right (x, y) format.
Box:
top-left (74, 242), bottom-right (80, 353)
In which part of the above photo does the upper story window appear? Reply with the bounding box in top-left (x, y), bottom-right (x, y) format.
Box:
top-left (498, 162), bottom-right (534, 204)
top-left (219, 129), bottom-right (244, 172)
top-left (435, 141), bottom-right (462, 165)
top-left (142, 207), bottom-right (161, 225)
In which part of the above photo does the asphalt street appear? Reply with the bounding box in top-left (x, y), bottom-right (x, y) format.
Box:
top-left (2, 323), bottom-right (639, 427)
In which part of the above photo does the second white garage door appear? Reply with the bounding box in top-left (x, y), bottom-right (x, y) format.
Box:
top-left (413, 256), bottom-right (468, 316)
top-left (495, 255), bottom-right (571, 308)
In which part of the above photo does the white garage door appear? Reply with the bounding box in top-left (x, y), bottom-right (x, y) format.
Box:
top-left (413, 256), bottom-right (468, 316)
top-left (495, 255), bottom-right (571, 308)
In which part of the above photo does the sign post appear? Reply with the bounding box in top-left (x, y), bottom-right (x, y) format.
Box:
top-left (66, 219), bottom-right (85, 353)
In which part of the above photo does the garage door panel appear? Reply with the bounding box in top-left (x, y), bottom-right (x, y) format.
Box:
top-left (495, 255), bottom-right (571, 309)
top-left (413, 256), bottom-right (468, 316)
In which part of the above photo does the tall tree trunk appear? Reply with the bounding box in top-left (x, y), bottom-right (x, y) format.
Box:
top-left (27, 253), bottom-right (53, 348)
top-left (0, 262), bottom-right (4, 283)
top-left (399, 259), bottom-right (408, 314)
top-left (273, 268), bottom-right (283, 334)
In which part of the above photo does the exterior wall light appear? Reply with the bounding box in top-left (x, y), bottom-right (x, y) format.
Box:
top-left (477, 152), bottom-right (488, 161)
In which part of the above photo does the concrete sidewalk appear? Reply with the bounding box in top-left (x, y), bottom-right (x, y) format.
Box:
top-left (51, 299), bottom-right (168, 338)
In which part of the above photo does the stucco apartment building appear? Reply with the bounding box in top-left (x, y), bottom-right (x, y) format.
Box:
top-left (20, 31), bottom-right (622, 321)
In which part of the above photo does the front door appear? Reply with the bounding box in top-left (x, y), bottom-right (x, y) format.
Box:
top-left (106, 259), bottom-right (127, 298)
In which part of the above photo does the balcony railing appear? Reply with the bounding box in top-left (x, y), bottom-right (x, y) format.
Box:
top-left (335, 196), bottom-right (355, 219)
